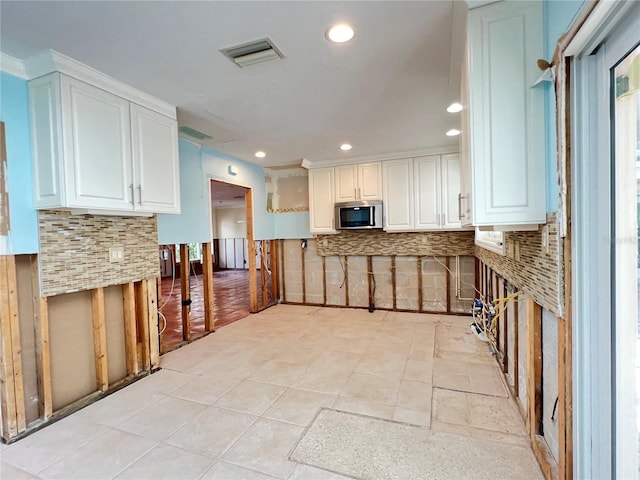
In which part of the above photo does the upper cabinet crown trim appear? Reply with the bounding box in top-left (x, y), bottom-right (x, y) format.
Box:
top-left (24, 49), bottom-right (176, 119)
top-left (302, 145), bottom-right (459, 169)
top-left (0, 52), bottom-right (28, 79)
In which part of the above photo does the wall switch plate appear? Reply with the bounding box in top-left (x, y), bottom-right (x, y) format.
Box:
top-left (109, 247), bottom-right (124, 263)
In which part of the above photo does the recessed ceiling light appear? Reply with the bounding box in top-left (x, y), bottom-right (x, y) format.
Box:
top-left (326, 24), bottom-right (355, 43)
top-left (446, 102), bottom-right (463, 113)
top-left (340, 143), bottom-right (353, 151)
top-left (446, 129), bottom-right (461, 137)
top-left (255, 150), bottom-right (266, 158)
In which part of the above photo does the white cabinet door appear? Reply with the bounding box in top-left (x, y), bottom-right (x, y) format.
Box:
top-left (131, 104), bottom-right (180, 214)
top-left (334, 165), bottom-right (358, 202)
top-left (459, 43), bottom-right (473, 226)
top-left (414, 155), bottom-right (440, 229)
top-left (383, 158), bottom-right (414, 231)
top-left (441, 154), bottom-right (462, 228)
top-left (309, 168), bottom-right (335, 233)
top-left (468, 1), bottom-right (545, 226)
top-left (61, 75), bottom-right (133, 210)
top-left (358, 162), bottom-right (382, 200)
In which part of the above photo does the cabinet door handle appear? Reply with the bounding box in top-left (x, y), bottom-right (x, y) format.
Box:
top-left (137, 185), bottom-right (142, 205)
top-left (358, 187), bottom-right (361, 199)
top-left (129, 184), bottom-right (134, 205)
top-left (457, 193), bottom-right (463, 220)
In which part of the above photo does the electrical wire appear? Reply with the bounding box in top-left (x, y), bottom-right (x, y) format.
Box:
top-left (158, 247), bottom-right (176, 310)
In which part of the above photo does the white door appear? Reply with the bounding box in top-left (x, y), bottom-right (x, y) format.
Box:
top-left (131, 104), bottom-right (180, 214)
top-left (334, 165), bottom-right (357, 202)
top-left (308, 168), bottom-right (335, 233)
top-left (441, 153), bottom-right (462, 229)
top-left (358, 162), bottom-right (382, 200)
top-left (414, 155), bottom-right (440, 229)
top-left (382, 158), bottom-right (413, 231)
top-left (61, 76), bottom-right (132, 210)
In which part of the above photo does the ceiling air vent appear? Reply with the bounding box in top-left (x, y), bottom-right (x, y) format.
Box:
top-left (221, 38), bottom-right (284, 67)
top-left (178, 126), bottom-right (213, 141)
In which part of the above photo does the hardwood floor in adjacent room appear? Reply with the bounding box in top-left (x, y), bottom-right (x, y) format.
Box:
top-left (159, 270), bottom-right (255, 354)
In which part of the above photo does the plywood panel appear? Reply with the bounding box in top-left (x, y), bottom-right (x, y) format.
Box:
top-left (282, 239), bottom-right (303, 303)
top-left (517, 296), bottom-right (527, 410)
top-left (542, 308), bottom-right (559, 461)
top-left (15, 256), bottom-right (38, 424)
top-left (421, 257), bottom-right (446, 312)
top-left (104, 285), bottom-right (126, 385)
top-left (48, 291), bottom-right (96, 411)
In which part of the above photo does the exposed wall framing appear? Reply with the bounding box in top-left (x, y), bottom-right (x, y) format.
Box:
top-left (280, 238), bottom-right (475, 315)
top-left (0, 254), bottom-right (160, 443)
top-left (477, 259), bottom-right (569, 480)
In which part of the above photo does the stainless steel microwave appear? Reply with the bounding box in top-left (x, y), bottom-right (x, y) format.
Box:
top-left (335, 200), bottom-right (383, 230)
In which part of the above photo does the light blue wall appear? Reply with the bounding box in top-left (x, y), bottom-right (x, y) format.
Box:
top-left (0, 72), bottom-right (38, 254)
top-left (201, 148), bottom-right (274, 240)
top-left (157, 139), bottom-right (211, 244)
top-left (273, 211), bottom-right (311, 239)
top-left (543, 0), bottom-right (585, 212)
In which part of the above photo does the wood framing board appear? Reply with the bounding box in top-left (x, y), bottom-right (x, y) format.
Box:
top-left (301, 243), bottom-right (306, 304)
top-left (122, 282), bottom-right (139, 376)
top-left (279, 240), bottom-right (286, 303)
top-left (526, 295), bottom-right (543, 438)
top-left (270, 240), bottom-right (279, 303)
top-left (246, 189), bottom-right (258, 313)
top-left (30, 256), bottom-right (52, 419)
top-left (322, 256), bottom-right (327, 305)
top-left (533, 434), bottom-right (559, 480)
top-left (135, 280), bottom-right (151, 371)
top-left (0, 255), bottom-right (25, 437)
top-left (502, 280), bottom-right (508, 373)
top-left (344, 256), bottom-right (350, 306)
top-left (513, 288), bottom-right (520, 397)
top-left (147, 279), bottom-right (160, 370)
top-left (91, 288), bottom-right (108, 392)
top-left (261, 242), bottom-right (268, 308)
top-left (445, 257), bottom-right (451, 313)
top-left (417, 256), bottom-right (423, 312)
top-left (179, 243), bottom-right (191, 341)
top-left (202, 242), bottom-right (215, 332)
top-left (391, 255), bottom-right (396, 310)
top-left (367, 256), bottom-right (374, 310)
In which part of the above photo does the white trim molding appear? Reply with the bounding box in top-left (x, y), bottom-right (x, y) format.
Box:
top-left (304, 145), bottom-right (459, 169)
top-left (24, 50), bottom-right (176, 119)
top-left (0, 53), bottom-right (27, 79)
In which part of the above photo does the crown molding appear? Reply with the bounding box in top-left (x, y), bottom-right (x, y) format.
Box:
top-left (303, 145), bottom-right (459, 169)
top-left (24, 50), bottom-right (176, 119)
top-left (0, 53), bottom-right (27, 79)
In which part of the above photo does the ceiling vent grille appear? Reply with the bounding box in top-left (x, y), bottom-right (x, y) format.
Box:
top-left (221, 38), bottom-right (284, 67)
top-left (178, 126), bottom-right (213, 141)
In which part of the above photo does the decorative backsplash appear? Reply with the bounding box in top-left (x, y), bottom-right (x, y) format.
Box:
top-left (316, 230), bottom-right (475, 257)
top-left (38, 210), bottom-right (159, 297)
top-left (475, 213), bottom-right (563, 316)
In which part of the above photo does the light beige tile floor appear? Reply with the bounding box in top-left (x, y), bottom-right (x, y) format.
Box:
top-left (0, 305), bottom-right (542, 480)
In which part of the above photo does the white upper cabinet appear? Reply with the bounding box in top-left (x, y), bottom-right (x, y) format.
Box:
top-left (382, 158), bottom-right (414, 231)
top-left (308, 167), bottom-right (336, 233)
top-left (414, 155), bottom-right (440, 229)
top-left (29, 70), bottom-right (180, 215)
top-left (459, 44), bottom-right (473, 227)
top-left (334, 162), bottom-right (382, 202)
top-left (130, 104), bottom-right (180, 214)
top-left (383, 154), bottom-right (464, 232)
top-left (467, 0), bottom-right (545, 227)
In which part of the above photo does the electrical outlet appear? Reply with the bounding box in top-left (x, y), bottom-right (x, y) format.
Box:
top-left (109, 247), bottom-right (124, 263)
top-left (541, 226), bottom-right (550, 255)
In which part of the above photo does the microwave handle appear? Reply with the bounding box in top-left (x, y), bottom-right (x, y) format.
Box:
top-left (370, 206), bottom-right (375, 226)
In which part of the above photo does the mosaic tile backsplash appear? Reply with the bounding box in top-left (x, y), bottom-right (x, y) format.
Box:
top-left (38, 210), bottom-right (159, 297)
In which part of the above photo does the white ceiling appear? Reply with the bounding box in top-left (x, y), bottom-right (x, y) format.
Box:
top-left (0, 1), bottom-right (466, 167)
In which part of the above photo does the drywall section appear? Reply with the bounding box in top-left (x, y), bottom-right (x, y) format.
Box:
top-left (38, 211), bottom-right (158, 297)
top-left (542, 308), bottom-right (559, 462)
top-left (0, 72), bottom-right (38, 254)
top-left (281, 235), bottom-right (475, 314)
top-left (475, 213), bottom-right (562, 316)
top-left (265, 166), bottom-right (309, 213)
top-left (48, 290), bottom-right (96, 411)
top-left (517, 296), bottom-right (528, 412)
top-left (214, 207), bottom-right (247, 239)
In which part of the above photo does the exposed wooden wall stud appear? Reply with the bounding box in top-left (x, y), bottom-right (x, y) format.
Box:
top-left (135, 280), bottom-right (151, 371)
top-left (526, 295), bottom-right (543, 438)
top-left (417, 256), bottom-right (423, 312)
top-left (246, 189), bottom-right (258, 313)
top-left (445, 256), bottom-right (451, 313)
top-left (202, 242), bottom-right (215, 332)
top-left (270, 240), bottom-right (279, 304)
top-left (301, 241), bottom-right (306, 304)
top-left (122, 282), bottom-right (139, 376)
top-left (91, 287), bottom-right (109, 392)
top-left (322, 256), bottom-right (327, 305)
top-left (344, 256), bottom-right (349, 306)
top-left (391, 255), bottom-right (396, 310)
top-left (179, 243), bottom-right (192, 341)
top-left (280, 240), bottom-right (286, 303)
top-left (147, 279), bottom-right (160, 370)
